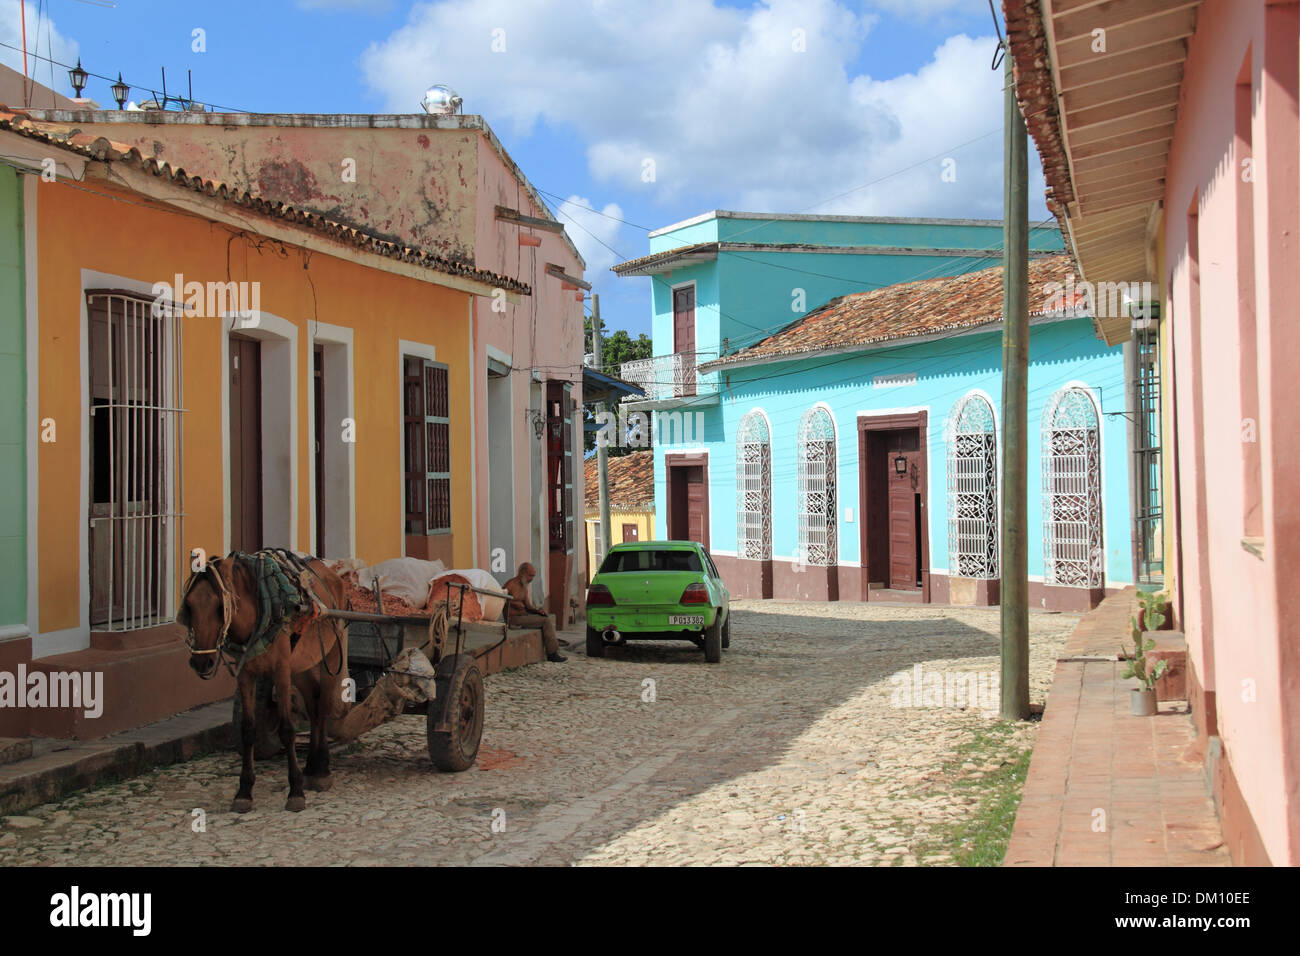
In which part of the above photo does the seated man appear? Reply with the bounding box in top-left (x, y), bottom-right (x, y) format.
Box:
top-left (503, 562), bottom-right (566, 663)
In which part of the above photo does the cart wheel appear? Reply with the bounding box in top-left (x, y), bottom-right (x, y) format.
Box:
top-left (428, 655), bottom-right (484, 772)
top-left (585, 625), bottom-right (605, 658)
top-left (704, 614), bottom-right (722, 664)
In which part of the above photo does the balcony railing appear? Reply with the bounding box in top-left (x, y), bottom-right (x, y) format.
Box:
top-left (620, 350), bottom-right (717, 403)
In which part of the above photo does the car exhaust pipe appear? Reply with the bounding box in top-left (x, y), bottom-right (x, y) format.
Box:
top-left (602, 627), bottom-right (622, 644)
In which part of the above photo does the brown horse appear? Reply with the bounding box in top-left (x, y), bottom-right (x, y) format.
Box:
top-left (181, 553), bottom-right (349, 813)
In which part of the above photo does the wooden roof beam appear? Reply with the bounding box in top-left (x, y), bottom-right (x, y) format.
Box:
top-left (495, 205), bottom-right (566, 234)
top-left (546, 263), bottom-right (591, 291)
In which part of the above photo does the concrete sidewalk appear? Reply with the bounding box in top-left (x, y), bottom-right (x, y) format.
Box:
top-left (1004, 589), bottom-right (1229, 866)
top-left (0, 624), bottom-right (552, 818)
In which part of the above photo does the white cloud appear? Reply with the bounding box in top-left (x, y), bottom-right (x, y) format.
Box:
top-left (0, 2), bottom-right (80, 101)
top-left (554, 195), bottom-right (626, 279)
top-left (361, 0), bottom-right (1039, 223)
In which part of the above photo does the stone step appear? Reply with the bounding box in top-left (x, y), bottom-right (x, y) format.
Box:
top-left (0, 738), bottom-right (33, 767)
top-left (1149, 629), bottom-right (1188, 702)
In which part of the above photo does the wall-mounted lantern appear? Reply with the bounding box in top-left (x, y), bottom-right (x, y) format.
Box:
top-left (894, 453), bottom-right (908, 476)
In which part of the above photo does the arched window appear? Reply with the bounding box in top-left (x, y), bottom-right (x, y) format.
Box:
top-left (736, 411), bottom-right (772, 560)
top-left (946, 393), bottom-right (998, 579)
top-left (797, 406), bottom-right (837, 566)
top-left (1042, 387), bottom-right (1103, 588)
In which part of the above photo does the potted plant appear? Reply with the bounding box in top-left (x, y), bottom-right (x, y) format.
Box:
top-left (1122, 602), bottom-right (1168, 716)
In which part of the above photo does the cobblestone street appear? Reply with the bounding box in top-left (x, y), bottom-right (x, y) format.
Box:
top-left (0, 601), bottom-right (1073, 866)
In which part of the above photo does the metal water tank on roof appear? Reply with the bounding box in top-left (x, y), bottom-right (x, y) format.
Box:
top-left (421, 85), bottom-right (462, 115)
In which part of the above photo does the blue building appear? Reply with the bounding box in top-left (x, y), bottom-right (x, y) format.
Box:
top-left (612, 211), bottom-right (1134, 610)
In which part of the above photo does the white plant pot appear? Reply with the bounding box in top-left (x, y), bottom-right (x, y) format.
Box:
top-left (1131, 687), bottom-right (1158, 716)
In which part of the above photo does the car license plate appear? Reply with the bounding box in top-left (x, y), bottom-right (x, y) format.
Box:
top-left (669, 615), bottom-right (705, 626)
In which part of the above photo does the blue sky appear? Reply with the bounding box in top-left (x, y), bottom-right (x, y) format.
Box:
top-left (2, 0), bottom-right (1050, 337)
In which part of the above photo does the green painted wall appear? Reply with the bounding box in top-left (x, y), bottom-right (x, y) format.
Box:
top-left (0, 167), bottom-right (26, 628)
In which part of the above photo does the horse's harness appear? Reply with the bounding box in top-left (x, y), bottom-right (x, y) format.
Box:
top-left (181, 549), bottom-right (344, 680)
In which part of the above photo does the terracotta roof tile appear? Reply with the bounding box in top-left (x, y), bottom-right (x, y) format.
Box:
top-left (702, 254), bottom-right (1082, 370)
top-left (584, 451), bottom-right (654, 512)
top-left (0, 108), bottom-right (531, 294)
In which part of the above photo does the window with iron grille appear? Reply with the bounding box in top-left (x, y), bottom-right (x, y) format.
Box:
top-left (87, 291), bottom-right (184, 630)
top-left (945, 393), bottom-right (998, 579)
top-left (736, 410), bottom-right (772, 560)
top-left (404, 356), bottom-right (451, 535)
top-left (797, 406), bottom-right (837, 566)
top-left (1042, 387), bottom-right (1103, 588)
top-left (547, 381), bottom-right (573, 553)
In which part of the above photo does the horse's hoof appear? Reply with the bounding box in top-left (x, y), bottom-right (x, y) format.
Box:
top-left (285, 795), bottom-right (307, 812)
top-left (231, 798), bottom-right (254, 814)
top-left (305, 775), bottom-right (333, 792)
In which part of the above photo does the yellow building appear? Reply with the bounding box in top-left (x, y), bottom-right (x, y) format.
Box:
top-left (584, 451), bottom-right (655, 581)
top-left (0, 114), bottom-right (525, 738)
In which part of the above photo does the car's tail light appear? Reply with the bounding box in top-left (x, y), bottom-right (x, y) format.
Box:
top-left (679, 583), bottom-right (709, 605)
top-left (587, 584), bottom-right (616, 607)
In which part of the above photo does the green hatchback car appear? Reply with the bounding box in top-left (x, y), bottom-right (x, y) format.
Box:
top-left (585, 540), bottom-right (732, 662)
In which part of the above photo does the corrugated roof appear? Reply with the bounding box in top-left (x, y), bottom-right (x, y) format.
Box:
top-left (0, 108), bottom-right (531, 294)
top-left (584, 451), bottom-right (655, 512)
top-left (701, 254), bottom-right (1082, 370)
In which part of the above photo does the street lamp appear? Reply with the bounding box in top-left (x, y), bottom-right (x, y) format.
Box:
top-left (111, 73), bottom-right (129, 109)
top-left (68, 59), bottom-right (88, 99)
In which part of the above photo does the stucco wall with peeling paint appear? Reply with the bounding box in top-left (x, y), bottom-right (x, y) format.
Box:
top-left (49, 120), bottom-right (481, 263)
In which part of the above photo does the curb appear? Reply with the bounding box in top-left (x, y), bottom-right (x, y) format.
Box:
top-left (0, 702), bottom-right (233, 817)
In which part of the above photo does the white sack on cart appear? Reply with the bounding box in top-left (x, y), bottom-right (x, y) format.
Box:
top-left (355, 557), bottom-right (447, 606)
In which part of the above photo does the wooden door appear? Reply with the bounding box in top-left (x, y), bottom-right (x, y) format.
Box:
top-left (622, 522), bottom-right (639, 542)
top-left (673, 286), bottom-right (696, 397)
top-left (685, 467), bottom-right (706, 543)
top-left (229, 336), bottom-right (263, 553)
top-left (668, 464), bottom-right (707, 544)
top-left (887, 451), bottom-right (920, 590)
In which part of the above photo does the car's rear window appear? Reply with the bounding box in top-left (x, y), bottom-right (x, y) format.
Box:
top-left (600, 549), bottom-right (703, 574)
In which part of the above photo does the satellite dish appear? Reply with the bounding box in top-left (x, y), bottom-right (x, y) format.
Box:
top-left (421, 85), bottom-right (463, 115)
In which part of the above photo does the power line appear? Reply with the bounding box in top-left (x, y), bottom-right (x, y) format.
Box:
top-left (0, 40), bottom-right (249, 113)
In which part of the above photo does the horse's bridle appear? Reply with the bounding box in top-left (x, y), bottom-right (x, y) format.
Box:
top-left (181, 562), bottom-right (240, 679)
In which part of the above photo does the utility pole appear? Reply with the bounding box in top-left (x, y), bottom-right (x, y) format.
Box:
top-left (593, 294), bottom-right (612, 567)
top-left (1000, 49), bottom-right (1031, 721)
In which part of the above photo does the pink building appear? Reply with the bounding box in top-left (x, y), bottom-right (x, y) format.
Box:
top-left (24, 104), bottom-right (590, 623)
top-left (1007, 0), bottom-right (1298, 865)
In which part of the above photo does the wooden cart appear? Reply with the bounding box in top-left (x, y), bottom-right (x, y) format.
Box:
top-left (238, 579), bottom-right (510, 772)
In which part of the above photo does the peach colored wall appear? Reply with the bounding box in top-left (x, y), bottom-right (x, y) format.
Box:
top-left (35, 176), bottom-right (475, 636)
top-left (42, 116), bottom-right (589, 594)
top-left (1162, 0), bottom-right (1299, 865)
top-left (471, 134), bottom-right (586, 589)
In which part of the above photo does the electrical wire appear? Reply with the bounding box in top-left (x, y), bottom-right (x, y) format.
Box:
top-left (0, 39), bottom-right (249, 112)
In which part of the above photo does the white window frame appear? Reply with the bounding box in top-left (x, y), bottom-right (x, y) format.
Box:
top-left (736, 409), bottom-right (772, 560)
top-left (797, 403), bottom-right (838, 567)
top-left (945, 391), bottom-right (999, 580)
